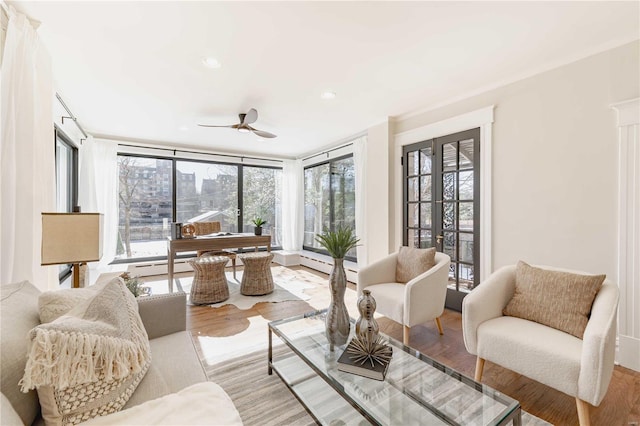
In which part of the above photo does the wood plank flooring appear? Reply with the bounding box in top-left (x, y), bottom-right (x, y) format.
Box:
top-left (183, 265), bottom-right (639, 426)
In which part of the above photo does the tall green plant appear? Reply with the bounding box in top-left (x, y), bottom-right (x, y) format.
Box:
top-left (314, 226), bottom-right (360, 259)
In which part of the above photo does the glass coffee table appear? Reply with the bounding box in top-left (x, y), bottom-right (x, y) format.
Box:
top-left (268, 310), bottom-right (521, 426)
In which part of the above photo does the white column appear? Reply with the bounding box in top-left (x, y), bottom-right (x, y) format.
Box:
top-left (611, 98), bottom-right (640, 372)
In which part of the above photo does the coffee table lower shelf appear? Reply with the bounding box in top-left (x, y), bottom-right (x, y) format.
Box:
top-left (271, 354), bottom-right (370, 425)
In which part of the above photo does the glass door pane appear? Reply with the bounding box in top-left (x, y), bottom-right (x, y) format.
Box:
top-left (403, 142), bottom-right (434, 248)
top-left (243, 166), bottom-right (282, 246)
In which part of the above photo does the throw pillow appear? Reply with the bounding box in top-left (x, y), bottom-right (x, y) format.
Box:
top-left (38, 285), bottom-right (101, 324)
top-left (395, 246), bottom-right (436, 284)
top-left (503, 261), bottom-right (605, 339)
top-left (20, 278), bottom-right (151, 426)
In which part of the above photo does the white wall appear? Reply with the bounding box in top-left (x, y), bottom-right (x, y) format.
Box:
top-left (392, 40), bottom-right (639, 281)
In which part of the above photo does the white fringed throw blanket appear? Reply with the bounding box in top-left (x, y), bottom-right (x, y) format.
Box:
top-left (20, 278), bottom-right (151, 426)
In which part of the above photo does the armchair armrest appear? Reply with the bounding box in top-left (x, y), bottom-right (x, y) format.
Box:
top-left (462, 265), bottom-right (516, 354)
top-left (137, 292), bottom-right (187, 340)
top-left (357, 253), bottom-right (398, 295)
top-left (578, 281), bottom-right (619, 406)
top-left (404, 253), bottom-right (451, 326)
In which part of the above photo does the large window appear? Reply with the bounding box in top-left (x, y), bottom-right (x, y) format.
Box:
top-left (303, 155), bottom-right (356, 259)
top-left (55, 129), bottom-right (77, 212)
top-left (116, 154), bottom-right (282, 261)
top-left (176, 161), bottom-right (238, 232)
top-left (54, 129), bottom-right (78, 280)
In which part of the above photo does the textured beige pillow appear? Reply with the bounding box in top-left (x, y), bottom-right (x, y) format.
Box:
top-left (395, 246), bottom-right (436, 283)
top-left (38, 285), bottom-right (102, 323)
top-left (503, 261), bottom-right (605, 338)
top-left (20, 279), bottom-right (151, 426)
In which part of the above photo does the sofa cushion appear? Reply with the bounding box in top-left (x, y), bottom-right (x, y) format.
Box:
top-left (82, 382), bottom-right (242, 426)
top-left (366, 283), bottom-right (405, 325)
top-left (1, 281), bottom-right (42, 426)
top-left (2, 391), bottom-right (26, 426)
top-left (502, 261), bottom-right (605, 338)
top-left (477, 316), bottom-right (582, 398)
top-left (20, 278), bottom-right (151, 426)
top-left (395, 246), bottom-right (436, 284)
top-left (125, 331), bottom-right (207, 409)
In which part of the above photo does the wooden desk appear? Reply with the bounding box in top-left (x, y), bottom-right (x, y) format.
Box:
top-left (167, 234), bottom-right (271, 292)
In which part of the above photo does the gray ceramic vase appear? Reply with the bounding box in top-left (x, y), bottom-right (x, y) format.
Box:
top-left (355, 289), bottom-right (379, 343)
top-left (326, 258), bottom-right (350, 351)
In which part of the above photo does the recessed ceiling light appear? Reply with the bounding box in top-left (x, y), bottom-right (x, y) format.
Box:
top-left (202, 57), bottom-right (221, 69)
top-left (321, 91), bottom-right (336, 100)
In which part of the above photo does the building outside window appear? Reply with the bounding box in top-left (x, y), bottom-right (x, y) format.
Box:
top-left (303, 155), bottom-right (356, 260)
top-left (116, 154), bottom-right (282, 261)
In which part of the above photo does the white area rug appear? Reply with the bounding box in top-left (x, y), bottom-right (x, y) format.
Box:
top-left (142, 270), bottom-right (315, 310)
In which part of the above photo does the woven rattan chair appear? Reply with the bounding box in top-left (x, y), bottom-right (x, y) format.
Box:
top-left (190, 221), bottom-right (237, 279)
top-left (239, 252), bottom-right (274, 296)
top-left (188, 255), bottom-right (230, 304)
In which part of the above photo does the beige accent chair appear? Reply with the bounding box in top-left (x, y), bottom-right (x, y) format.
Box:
top-left (462, 265), bottom-right (619, 426)
top-left (357, 251), bottom-right (451, 346)
top-left (190, 221), bottom-right (237, 279)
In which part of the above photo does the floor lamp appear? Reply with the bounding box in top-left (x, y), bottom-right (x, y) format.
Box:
top-left (41, 213), bottom-right (103, 288)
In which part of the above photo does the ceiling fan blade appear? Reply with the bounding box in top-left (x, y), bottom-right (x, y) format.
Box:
top-left (197, 124), bottom-right (235, 128)
top-left (243, 108), bottom-right (258, 124)
top-left (252, 129), bottom-right (277, 138)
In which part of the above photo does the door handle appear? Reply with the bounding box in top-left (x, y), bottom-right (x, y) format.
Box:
top-left (436, 234), bottom-right (444, 244)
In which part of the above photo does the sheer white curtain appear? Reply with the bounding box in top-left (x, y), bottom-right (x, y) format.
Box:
top-left (78, 137), bottom-right (118, 268)
top-left (282, 159), bottom-right (303, 251)
top-left (0, 6), bottom-right (56, 289)
top-left (353, 136), bottom-right (367, 267)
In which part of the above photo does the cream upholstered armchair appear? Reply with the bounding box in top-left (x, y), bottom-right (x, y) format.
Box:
top-left (462, 264), bottom-right (619, 426)
top-left (357, 249), bottom-right (451, 346)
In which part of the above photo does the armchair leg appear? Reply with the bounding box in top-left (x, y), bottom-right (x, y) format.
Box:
top-left (403, 325), bottom-right (410, 346)
top-left (474, 357), bottom-right (485, 381)
top-left (435, 317), bottom-right (444, 335)
top-left (576, 398), bottom-right (591, 426)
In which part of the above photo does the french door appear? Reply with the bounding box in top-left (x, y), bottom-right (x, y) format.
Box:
top-left (402, 128), bottom-right (480, 311)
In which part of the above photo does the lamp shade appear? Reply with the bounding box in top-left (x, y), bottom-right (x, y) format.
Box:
top-left (41, 213), bottom-right (103, 265)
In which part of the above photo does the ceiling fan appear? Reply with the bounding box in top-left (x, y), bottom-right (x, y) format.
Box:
top-left (198, 108), bottom-right (277, 138)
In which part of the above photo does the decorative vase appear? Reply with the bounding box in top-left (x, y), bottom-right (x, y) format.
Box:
top-left (326, 258), bottom-right (350, 351)
top-left (355, 289), bottom-right (379, 343)
top-left (254, 226), bottom-right (262, 236)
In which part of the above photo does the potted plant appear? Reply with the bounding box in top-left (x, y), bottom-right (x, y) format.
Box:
top-left (314, 226), bottom-right (360, 351)
top-left (119, 272), bottom-right (151, 297)
top-left (251, 217), bottom-right (267, 235)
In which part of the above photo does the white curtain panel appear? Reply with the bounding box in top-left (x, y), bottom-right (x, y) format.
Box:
top-left (78, 137), bottom-right (118, 268)
top-left (352, 136), bottom-right (367, 267)
top-left (0, 6), bottom-right (56, 289)
top-left (282, 159), bottom-right (303, 251)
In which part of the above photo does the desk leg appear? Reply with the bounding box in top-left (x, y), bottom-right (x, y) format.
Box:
top-left (268, 242), bottom-right (271, 252)
top-left (167, 247), bottom-right (174, 293)
top-left (268, 327), bottom-right (273, 375)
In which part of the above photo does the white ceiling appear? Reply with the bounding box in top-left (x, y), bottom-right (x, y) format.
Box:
top-left (11, 1), bottom-right (640, 159)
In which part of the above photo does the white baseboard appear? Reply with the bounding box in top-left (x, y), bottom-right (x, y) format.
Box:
top-left (618, 334), bottom-right (640, 372)
top-left (127, 259), bottom-right (194, 277)
top-left (273, 251), bottom-right (300, 266)
top-left (299, 251), bottom-right (358, 283)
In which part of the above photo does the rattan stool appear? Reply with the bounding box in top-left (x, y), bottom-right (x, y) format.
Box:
top-left (239, 252), bottom-right (274, 296)
top-left (188, 255), bottom-right (229, 304)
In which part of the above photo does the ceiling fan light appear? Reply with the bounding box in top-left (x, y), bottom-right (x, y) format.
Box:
top-left (321, 91), bottom-right (336, 100)
top-left (238, 127), bottom-right (250, 133)
top-left (202, 57), bottom-right (221, 69)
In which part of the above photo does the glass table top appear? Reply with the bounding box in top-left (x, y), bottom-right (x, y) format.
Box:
top-left (269, 310), bottom-right (520, 426)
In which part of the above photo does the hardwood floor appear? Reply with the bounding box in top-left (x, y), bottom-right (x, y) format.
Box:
top-left (182, 265), bottom-right (640, 426)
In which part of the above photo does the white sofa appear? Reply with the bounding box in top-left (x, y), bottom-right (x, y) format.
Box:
top-left (1, 281), bottom-right (241, 425)
top-left (462, 265), bottom-right (619, 426)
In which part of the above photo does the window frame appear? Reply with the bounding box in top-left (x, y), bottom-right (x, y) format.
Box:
top-left (113, 152), bottom-right (283, 264)
top-left (303, 153), bottom-right (357, 261)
